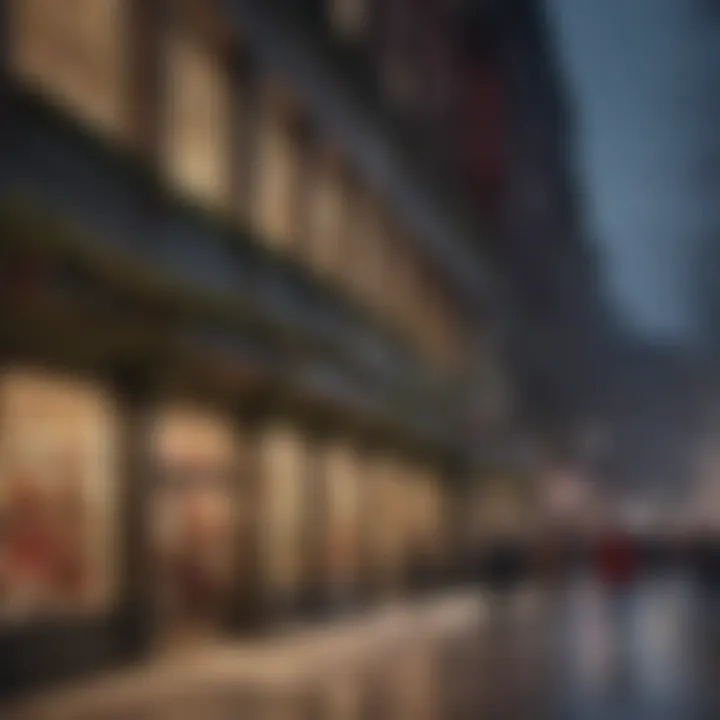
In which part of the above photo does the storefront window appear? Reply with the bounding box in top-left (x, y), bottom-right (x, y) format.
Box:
top-left (0, 370), bottom-right (117, 620)
top-left (253, 84), bottom-right (303, 254)
top-left (370, 457), bottom-right (411, 593)
top-left (10, 0), bottom-right (128, 137)
top-left (328, 0), bottom-right (368, 39)
top-left (387, 230), bottom-right (417, 339)
top-left (322, 443), bottom-right (360, 593)
top-left (150, 408), bottom-right (239, 644)
top-left (259, 425), bottom-right (306, 604)
top-left (164, 29), bottom-right (231, 209)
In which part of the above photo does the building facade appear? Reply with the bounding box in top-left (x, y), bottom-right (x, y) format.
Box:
top-left (0, 0), bottom-right (509, 697)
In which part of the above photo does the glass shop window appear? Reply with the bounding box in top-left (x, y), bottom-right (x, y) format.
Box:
top-left (0, 370), bottom-right (118, 620)
top-left (258, 425), bottom-right (306, 602)
top-left (10, 0), bottom-right (128, 137)
top-left (150, 408), bottom-right (240, 643)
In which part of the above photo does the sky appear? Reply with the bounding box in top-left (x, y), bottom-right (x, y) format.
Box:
top-left (544, 0), bottom-right (719, 351)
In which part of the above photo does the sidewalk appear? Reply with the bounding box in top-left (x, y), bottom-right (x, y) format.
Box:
top-left (4, 591), bottom-right (485, 720)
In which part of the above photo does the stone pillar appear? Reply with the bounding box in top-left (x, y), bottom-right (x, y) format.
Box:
top-left (227, 409), bottom-right (266, 635)
top-left (113, 365), bottom-right (156, 661)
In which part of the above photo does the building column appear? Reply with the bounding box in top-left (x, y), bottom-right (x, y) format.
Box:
top-left (227, 409), bottom-right (266, 635)
top-left (113, 365), bottom-right (157, 661)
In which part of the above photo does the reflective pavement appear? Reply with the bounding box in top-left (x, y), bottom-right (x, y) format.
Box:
top-left (7, 575), bottom-right (720, 719)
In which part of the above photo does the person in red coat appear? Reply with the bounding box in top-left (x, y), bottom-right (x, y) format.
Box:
top-left (594, 525), bottom-right (639, 686)
top-left (595, 527), bottom-right (638, 588)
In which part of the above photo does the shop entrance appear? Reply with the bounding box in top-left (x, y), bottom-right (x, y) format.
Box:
top-left (150, 409), bottom-right (239, 654)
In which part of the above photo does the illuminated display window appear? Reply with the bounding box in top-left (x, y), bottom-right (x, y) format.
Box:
top-left (258, 425), bottom-right (306, 599)
top-left (0, 370), bottom-right (118, 620)
top-left (10, 0), bottom-right (128, 137)
top-left (164, 30), bottom-right (231, 209)
top-left (150, 407), bottom-right (239, 641)
top-left (353, 193), bottom-right (389, 312)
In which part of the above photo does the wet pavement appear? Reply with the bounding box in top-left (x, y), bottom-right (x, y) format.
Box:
top-left (6, 575), bottom-right (720, 719)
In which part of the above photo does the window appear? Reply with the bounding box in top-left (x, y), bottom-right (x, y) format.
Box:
top-left (389, 235), bottom-right (421, 341)
top-left (0, 370), bottom-right (118, 620)
top-left (344, 189), bottom-right (389, 311)
top-left (368, 457), bottom-right (406, 593)
top-left (322, 444), bottom-right (360, 589)
top-left (307, 148), bottom-right (347, 278)
top-left (360, 201), bottom-right (391, 312)
top-left (149, 407), bottom-right (239, 638)
top-left (253, 84), bottom-right (304, 254)
top-left (328, 0), bottom-right (368, 38)
top-left (164, 30), bottom-right (231, 208)
top-left (259, 425), bottom-right (306, 601)
top-left (376, 0), bottom-right (418, 108)
top-left (10, 0), bottom-right (128, 137)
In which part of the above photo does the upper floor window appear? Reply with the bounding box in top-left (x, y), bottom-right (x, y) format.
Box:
top-left (328, 0), bottom-right (368, 39)
top-left (307, 147), bottom-right (347, 278)
top-left (355, 194), bottom-right (389, 311)
top-left (258, 425), bottom-right (307, 596)
top-left (253, 83), bottom-right (304, 254)
top-left (10, 0), bottom-right (128, 137)
top-left (375, 0), bottom-right (418, 109)
top-left (164, 30), bottom-right (231, 209)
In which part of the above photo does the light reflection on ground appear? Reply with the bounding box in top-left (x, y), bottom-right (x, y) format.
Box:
top-left (6, 576), bottom-right (720, 719)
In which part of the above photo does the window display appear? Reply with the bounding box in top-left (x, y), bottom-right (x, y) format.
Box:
top-left (150, 408), bottom-right (239, 643)
top-left (258, 425), bottom-right (306, 603)
top-left (10, 0), bottom-right (128, 137)
top-left (0, 370), bottom-right (117, 619)
top-left (307, 147), bottom-right (346, 278)
top-left (322, 443), bottom-right (360, 594)
top-left (253, 84), bottom-right (303, 253)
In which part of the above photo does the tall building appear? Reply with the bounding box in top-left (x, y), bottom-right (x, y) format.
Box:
top-left (489, 0), bottom-right (611, 452)
top-left (0, 0), bottom-right (512, 695)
